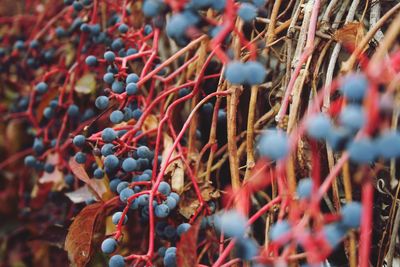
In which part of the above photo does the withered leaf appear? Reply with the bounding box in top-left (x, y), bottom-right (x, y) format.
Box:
top-left (177, 219), bottom-right (201, 267)
top-left (333, 22), bottom-right (365, 47)
top-left (65, 202), bottom-right (104, 267)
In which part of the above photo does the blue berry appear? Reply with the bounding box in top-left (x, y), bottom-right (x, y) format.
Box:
top-left (132, 108), bottom-right (142, 120)
top-left (119, 188), bottom-right (134, 202)
top-left (166, 14), bottom-right (189, 39)
top-left (95, 96), bottom-right (109, 110)
top-left (111, 81), bottom-right (125, 94)
top-left (306, 113), bottom-right (332, 140)
top-left (112, 212), bottom-right (128, 225)
top-left (258, 130), bottom-right (289, 160)
top-left (169, 192), bottom-right (180, 203)
top-left (55, 26), bottom-right (66, 38)
top-left (80, 23), bottom-right (90, 32)
top-left (29, 40), bottom-right (40, 49)
top-left (347, 138), bottom-right (376, 164)
top-left (93, 168), bottom-right (104, 179)
top-left (14, 40), bottom-right (25, 50)
top-left (211, 0), bottom-right (226, 10)
top-left (33, 138), bottom-right (45, 154)
top-left (110, 110), bottom-right (124, 124)
top-left (165, 246), bottom-right (177, 255)
top-left (126, 73), bottom-right (139, 83)
top-left (43, 107), bottom-right (54, 119)
top-left (126, 48), bottom-right (137, 56)
top-left (73, 135), bottom-right (86, 147)
top-left (109, 254), bottom-right (125, 267)
top-left (238, 3), bottom-right (257, 22)
top-left (111, 38), bottom-right (124, 51)
top-left (85, 55), bottom-right (98, 66)
top-left (75, 152), bottom-right (87, 164)
top-left (178, 87), bottom-right (190, 97)
top-left (116, 181), bottom-right (129, 194)
top-left (215, 210), bottom-right (247, 238)
top-left (144, 24), bottom-right (152, 35)
top-left (157, 181), bottom-right (171, 196)
top-left (104, 154), bottom-right (119, 169)
top-left (122, 158), bottom-right (137, 172)
top-left (102, 128), bottom-right (117, 142)
top-left (101, 143), bottom-right (115, 156)
top-left (376, 131), bottom-right (400, 159)
top-left (163, 225), bottom-right (176, 239)
top-left (118, 23), bottom-right (129, 33)
top-left (143, 0), bottom-right (162, 17)
top-left (155, 204), bottom-right (170, 218)
top-left (296, 178), bottom-right (313, 199)
top-left (64, 173), bottom-right (74, 185)
top-left (104, 51), bottom-right (116, 62)
top-left (177, 223), bottom-right (191, 236)
top-left (165, 196), bottom-right (177, 210)
top-left (322, 223), bottom-right (346, 249)
top-left (252, 0), bottom-right (265, 8)
top-left (157, 246), bottom-right (167, 257)
top-left (339, 104), bottom-right (365, 132)
top-left (225, 61), bottom-right (246, 84)
top-left (138, 194), bottom-right (149, 206)
top-left (109, 179), bottom-right (121, 193)
top-left (163, 252), bottom-right (176, 267)
top-left (340, 73), bottom-right (368, 102)
top-left (101, 238), bottom-right (117, 254)
top-left (235, 238), bottom-right (258, 260)
top-left (125, 83), bottom-right (138, 95)
top-left (340, 202), bottom-right (362, 229)
top-left (244, 61), bottom-right (266, 85)
top-left (103, 72), bottom-right (115, 84)
top-left (73, 1), bottom-right (84, 11)
top-left (35, 82), bottom-right (48, 94)
top-left (270, 220), bottom-right (291, 241)
top-left (24, 155), bottom-right (36, 167)
top-left (44, 163), bottom-right (55, 173)
top-left (67, 104), bottom-right (79, 117)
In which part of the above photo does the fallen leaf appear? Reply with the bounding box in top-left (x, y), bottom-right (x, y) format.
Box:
top-left (75, 73), bottom-right (96, 94)
top-left (65, 203), bottom-right (104, 267)
top-left (333, 22), bottom-right (365, 48)
top-left (177, 219), bottom-right (201, 267)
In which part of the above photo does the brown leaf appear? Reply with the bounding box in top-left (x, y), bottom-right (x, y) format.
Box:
top-left (68, 158), bottom-right (107, 201)
top-left (333, 22), bottom-right (365, 47)
top-left (179, 198), bottom-right (200, 219)
top-left (65, 203), bottom-right (104, 267)
top-left (162, 133), bottom-right (185, 193)
top-left (177, 219), bottom-right (201, 267)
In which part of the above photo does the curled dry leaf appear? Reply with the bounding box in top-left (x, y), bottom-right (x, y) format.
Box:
top-left (162, 133), bottom-right (185, 193)
top-left (65, 202), bottom-right (104, 267)
top-left (333, 22), bottom-right (365, 48)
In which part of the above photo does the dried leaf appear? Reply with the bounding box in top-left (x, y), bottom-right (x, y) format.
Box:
top-left (65, 203), bottom-right (104, 267)
top-left (68, 158), bottom-right (107, 200)
top-left (333, 22), bottom-right (365, 47)
top-left (179, 198), bottom-right (200, 219)
top-left (177, 219), bottom-right (201, 267)
top-left (65, 185), bottom-right (96, 203)
top-left (143, 114), bottom-right (158, 131)
top-left (162, 133), bottom-right (184, 193)
top-left (75, 73), bottom-right (96, 94)
top-left (39, 154), bottom-right (65, 191)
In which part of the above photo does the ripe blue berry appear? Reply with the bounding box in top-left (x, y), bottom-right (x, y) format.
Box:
top-left (126, 48), bottom-right (137, 56)
top-left (103, 72), bottom-right (115, 84)
top-left (158, 246), bottom-right (167, 257)
top-left (165, 246), bottom-right (177, 255)
top-left (104, 51), bottom-right (116, 62)
top-left (24, 155), bottom-right (36, 167)
top-left (111, 38), bottom-right (124, 51)
top-left (177, 223), bottom-right (191, 236)
top-left (102, 128), bottom-right (117, 142)
top-left (258, 130), bottom-right (289, 160)
top-left (118, 23), bottom-right (129, 33)
top-left (270, 220), bottom-right (291, 241)
top-left (169, 192), bottom-right (180, 203)
top-left (296, 178), bottom-right (313, 199)
top-left (44, 163), bottom-right (55, 173)
top-left (137, 145), bottom-right (152, 158)
top-left (165, 196), bottom-right (177, 210)
top-left (322, 223), bottom-right (346, 249)
top-left (35, 82), bottom-right (48, 94)
top-left (33, 138), bottom-right (45, 154)
top-left (116, 181), bottom-right (129, 194)
top-left (119, 188), bottom-right (134, 202)
top-left (225, 61), bottom-right (246, 84)
top-left (109, 254), bottom-right (125, 267)
top-left (43, 107), bottom-right (54, 119)
top-left (215, 210), bottom-right (247, 238)
top-left (95, 96), bottom-right (109, 110)
top-left (157, 181), bottom-right (171, 196)
top-left (244, 61), bottom-right (266, 85)
top-left (73, 135), bottom-right (86, 147)
top-left (339, 104), bottom-right (365, 132)
top-left (101, 143), bottom-right (115, 156)
top-left (155, 204), bottom-right (170, 218)
top-left (104, 154), bottom-right (119, 169)
top-left (143, 0), bottom-right (162, 17)
top-left (101, 238), bottom-right (117, 254)
top-left (111, 81), bottom-right (125, 94)
top-left (178, 87), bottom-right (190, 97)
top-left (74, 152), bottom-right (87, 164)
top-left (340, 202), bottom-right (362, 229)
top-left (64, 173), bottom-right (74, 186)
top-left (73, 1), bottom-right (84, 11)
top-left (85, 55), bottom-right (98, 66)
top-left (109, 179), bottom-right (121, 193)
top-left (125, 83), bottom-right (138, 95)
top-left (347, 138), bottom-right (376, 164)
top-left (126, 73), bottom-right (139, 83)
top-left (376, 130), bottom-right (400, 159)
top-left (252, 0), bottom-right (266, 7)
top-left (238, 3), bottom-right (257, 22)
top-left (93, 168), bottom-right (104, 179)
top-left (235, 238), bottom-right (258, 260)
top-left (112, 212), bottom-right (128, 225)
top-left (122, 158), bottom-right (137, 172)
top-left (163, 252), bottom-right (176, 267)
top-left (340, 73), bottom-right (368, 102)
top-left (163, 225), bottom-right (176, 239)
top-left (110, 110), bottom-right (124, 124)
top-left (166, 14), bottom-right (189, 39)
top-left (67, 104), bottom-right (79, 117)
top-left (138, 194), bottom-right (149, 206)
top-left (306, 113), bottom-right (332, 140)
